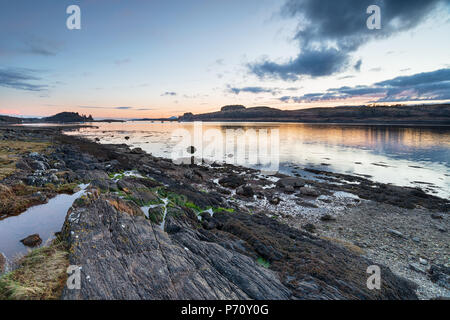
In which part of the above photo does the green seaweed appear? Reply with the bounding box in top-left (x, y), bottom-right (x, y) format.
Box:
top-left (256, 257), bottom-right (270, 268)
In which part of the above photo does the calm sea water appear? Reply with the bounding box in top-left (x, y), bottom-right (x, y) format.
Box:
top-left (65, 121), bottom-right (450, 199)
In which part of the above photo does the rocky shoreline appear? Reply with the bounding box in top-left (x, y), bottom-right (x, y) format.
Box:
top-left (0, 125), bottom-right (448, 300)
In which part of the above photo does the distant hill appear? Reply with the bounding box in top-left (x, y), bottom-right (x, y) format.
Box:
top-left (0, 112), bottom-right (94, 125)
top-left (41, 112), bottom-right (93, 123)
top-left (178, 104), bottom-right (450, 125)
top-left (0, 115), bottom-right (22, 124)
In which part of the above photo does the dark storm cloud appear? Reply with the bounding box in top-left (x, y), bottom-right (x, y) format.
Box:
top-left (279, 68), bottom-right (450, 103)
top-left (250, 0), bottom-right (449, 80)
top-left (0, 68), bottom-right (47, 91)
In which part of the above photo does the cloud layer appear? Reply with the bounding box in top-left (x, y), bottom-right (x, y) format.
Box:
top-left (279, 68), bottom-right (450, 103)
top-left (250, 0), bottom-right (449, 80)
top-left (228, 86), bottom-right (279, 95)
top-left (0, 68), bottom-right (47, 91)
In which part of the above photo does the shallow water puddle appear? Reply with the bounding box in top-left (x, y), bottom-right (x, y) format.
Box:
top-left (0, 184), bottom-right (88, 262)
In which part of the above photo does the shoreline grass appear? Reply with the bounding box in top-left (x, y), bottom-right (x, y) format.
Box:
top-left (0, 239), bottom-right (69, 300)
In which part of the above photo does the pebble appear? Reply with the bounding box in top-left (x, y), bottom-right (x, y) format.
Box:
top-left (387, 228), bottom-right (404, 238)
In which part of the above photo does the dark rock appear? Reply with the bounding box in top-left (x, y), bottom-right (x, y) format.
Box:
top-left (218, 175), bottom-right (245, 188)
top-left (213, 211), bottom-right (418, 299)
top-left (429, 264), bottom-right (450, 289)
top-left (76, 170), bottom-right (109, 182)
top-left (15, 160), bottom-right (32, 171)
top-left (284, 186), bottom-right (295, 194)
top-left (131, 148), bottom-right (145, 154)
top-left (91, 179), bottom-right (117, 192)
top-left (29, 160), bottom-right (48, 171)
top-left (236, 185), bottom-right (254, 197)
top-left (184, 169), bottom-right (203, 182)
top-left (302, 223), bottom-right (316, 233)
top-left (320, 214), bottom-right (336, 222)
top-left (409, 263), bottom-right (427, 274)
top-left (276, 177), bottom-right (305, 189)
top-left (269, 197), bottom-right (281, 205)
top-left (299, 187), bottom-right (320, 197)
top-left (20, 234), bottom-right (42, 247)
top-left (431, 213), bottom-right (444, 220)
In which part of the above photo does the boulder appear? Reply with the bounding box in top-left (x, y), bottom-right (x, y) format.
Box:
top-left (276, 177), bottom-right (305, 189)
top-left (20, 234), bottom-right (42, 247)
top-left (218, 175), bottom-right (245, 188)
top-left (320, 214), bottom-right (336, 222)
top-left (302, 223), bottom-right (316, 233)
top-left (269, 197), bottom-right (281, 205)
top-left (236, 185), bottom-right (254, 197)
top-left (429, 264), bottom-right (450, 289)
top-left (299, 187), bottom-right (320, 197)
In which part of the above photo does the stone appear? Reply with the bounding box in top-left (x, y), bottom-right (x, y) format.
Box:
top-left (437, 226), bottom-right (447, 233)
top-left (302, 223), bottom-right (316, 233)
top-left (428, 264), bottom-right (450, 289)
top-left (20, 234), bottom-right (42, 247)
top-left (431, 213), bottom-right (443, 220)
top-left (276, 177), bottom-right (305, 189)
top-left (320, 214), bottom-right (336, 222)
top-left (296, 200), bottom-right (318, 208)
top-left (409, 263), bottom-right (427, 274)
top-left (269, 197), bottom-right (281, 205)
top-left (284, 186), bottom-right (295, 194)
top-left (236, 185), bottom-right (254, 197)
top-left (387, 229), bottom-right (404, 238)
top-left (299, 187), bottom-right (320, 197)
top-left (419, 258), bottom-right (428, 265)
top-left (131, 148), bottom-right (145, 154)
top-left (218, 175), bottom-right (245, 188)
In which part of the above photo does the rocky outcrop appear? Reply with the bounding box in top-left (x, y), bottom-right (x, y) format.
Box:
top-left (61, 194), bottom-right (291, 300)
top-left (60, 185), bottom-right (418, 300)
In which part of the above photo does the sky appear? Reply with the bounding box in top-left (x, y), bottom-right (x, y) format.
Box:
top-left (0, 0), bottom-right (449, 119)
